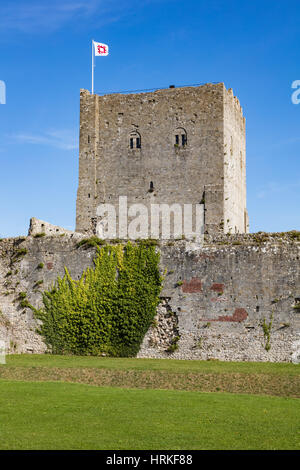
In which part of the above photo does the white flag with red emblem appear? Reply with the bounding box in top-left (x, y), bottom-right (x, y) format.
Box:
top-left (93, 41), bottom-right (109, 56)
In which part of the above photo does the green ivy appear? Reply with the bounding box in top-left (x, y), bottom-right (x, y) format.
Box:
top-left (34, 242), bottom-right (162, 357)
top-left (262, 313), bottom-right (273, 352)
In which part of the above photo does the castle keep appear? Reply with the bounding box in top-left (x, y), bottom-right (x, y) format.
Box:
top-left (76, 83), bottom-right (248, 236)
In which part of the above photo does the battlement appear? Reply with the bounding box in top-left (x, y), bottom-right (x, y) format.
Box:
top-left (226, 88), bottom-right (245, 121)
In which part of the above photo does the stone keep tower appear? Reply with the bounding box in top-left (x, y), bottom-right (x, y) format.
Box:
top-left (76, 83), bottom-right (248, 236)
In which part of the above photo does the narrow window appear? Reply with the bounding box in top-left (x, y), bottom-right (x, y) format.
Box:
top-left (129, 131), bottom-right (141, 149)
top-left (174, 128), bottom-right (187, 148)
top-left (88, 135), bottom-right (90, 143)
top-left (149, 181), bottom-right (154, 192)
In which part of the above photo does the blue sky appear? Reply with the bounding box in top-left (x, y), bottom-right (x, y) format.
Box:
top-left (0, 0), bottom-right (299, 237)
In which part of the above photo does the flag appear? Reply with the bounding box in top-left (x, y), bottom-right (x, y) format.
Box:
top-left (93, 41), bottom-right (109, 56)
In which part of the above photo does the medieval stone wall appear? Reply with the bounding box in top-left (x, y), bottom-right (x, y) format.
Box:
top-left (76, 83), bottom-right (247, 237)
top-left (139, 233), bottom-right (300, 361)
top-left (28, 217), bottom-right (74, 237)
top-left (0, 233), bottom-right (299, 362)
top-left (223, 88), bottom-right (248, 233)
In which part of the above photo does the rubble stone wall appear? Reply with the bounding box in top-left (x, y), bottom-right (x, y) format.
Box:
top-left (0, 232), bottom-right (299, 362)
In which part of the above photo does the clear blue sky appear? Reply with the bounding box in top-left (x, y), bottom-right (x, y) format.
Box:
top-left (0, 0), bottom-right (299, 237)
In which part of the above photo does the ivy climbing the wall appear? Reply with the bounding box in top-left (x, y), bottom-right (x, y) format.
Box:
top-left (35, 242), bottom-right (162, 357)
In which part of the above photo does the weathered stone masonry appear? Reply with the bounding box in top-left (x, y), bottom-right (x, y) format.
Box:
top-left (76, 83), bottom-right (248, 236)
top-left (0, 232), bottom-right (299, 362)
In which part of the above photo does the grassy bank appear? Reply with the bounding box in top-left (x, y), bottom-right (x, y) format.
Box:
top-left (1, 355), bottom-right (299, 398)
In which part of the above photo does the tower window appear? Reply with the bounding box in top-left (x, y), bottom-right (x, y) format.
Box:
top-left (149, 181), bottom-right (154, 192)
top-left (174, 127), bottom-right (187, 147)
top-left (129, 131), bottom-right (141, 149)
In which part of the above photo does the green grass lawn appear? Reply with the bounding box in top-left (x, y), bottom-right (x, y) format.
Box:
top-left (0, 380), bottom-right (299, 450)
top-left (0, 356), bottom-right (299, 449)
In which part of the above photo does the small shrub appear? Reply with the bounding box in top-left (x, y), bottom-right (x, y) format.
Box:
top-left (37, 263), bottom-right (44, 269)
top-left (33, 233), bottom-right (46, 238)
top-left (19, 299), bottom-right (37, 313)
top-left (12, 248), bottom-right (28, 261)
top-left (0, 311), bottom-right (11, 328)
top-left (76, 237), bottom-right (106, 249)
top-left (18, 292), bottom-right (27, 300)
top-left (261, 314), bottom-right (273, 352)
top-left (137, 239), bottom-right (159, 247)
top-left (288, 230), bottom-right (300, 241)
top-left (166, 336), bottom-right (180, 353)
top-left (33, 280), bottom-right (44, 289)
top-left (20, 299), bottom-right (30, 309)
top-left (176, 281), bottom-right (183, 287)
top-left (166, 343), bottom-right (178, 353)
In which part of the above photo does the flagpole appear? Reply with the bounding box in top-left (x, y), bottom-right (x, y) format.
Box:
top-left (92, 40), bottom-right (94, 95)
